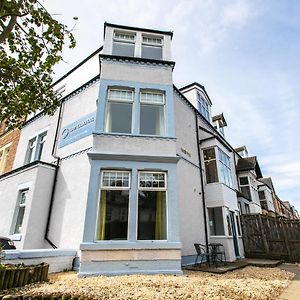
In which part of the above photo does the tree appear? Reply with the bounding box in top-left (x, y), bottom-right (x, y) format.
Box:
top-left (0, 0), bottom-right (76, 128)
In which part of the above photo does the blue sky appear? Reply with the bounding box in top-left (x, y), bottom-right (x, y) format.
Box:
top-left (46, 0), bottom-right (300, 210)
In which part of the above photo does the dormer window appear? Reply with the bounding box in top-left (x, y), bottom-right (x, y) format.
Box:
top-left (141, 35), bottom-right (163, 60)
top-left (197, 92), bottom-right (210, 121)
top-left (112, 31), bottom-right (135, 57)
top-left (212, 113), bottom-right (227, 136)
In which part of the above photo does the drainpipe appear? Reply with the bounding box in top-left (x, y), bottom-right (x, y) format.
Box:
top-left (195, 114), bottom-right (209, 251)
top-left (45, 101), bottom-right (64, 248)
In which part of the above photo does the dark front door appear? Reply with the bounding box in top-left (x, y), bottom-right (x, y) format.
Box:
top-left (230, 211), bottom-right (240, 257)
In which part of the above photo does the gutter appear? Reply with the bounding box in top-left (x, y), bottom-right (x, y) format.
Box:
top-left (44, 101), bottom-right (64, 249)
top-left (195, 114), bottom-right (209, 251)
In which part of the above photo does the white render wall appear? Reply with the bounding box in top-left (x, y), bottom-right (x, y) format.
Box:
top-left (47, 153), bottom-right (91, 249)
top-left (0, 163), bottom-right (56, 249)
top-left (174, 92), bottom-right (206, 256)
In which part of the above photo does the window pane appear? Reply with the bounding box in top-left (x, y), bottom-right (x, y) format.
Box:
top-left (108, 90), bottom-right (133, 102)
top-left (140, 105), bottom-right (164, 135)
top-left (106, 102), bottom-right (132, 133)
top-left (139, 172), bottom-right (166, 189)
top-left (14, 206), bottom-right (25, 234)
top-left (97, 190), bottom-right (129, 240)
top-left (140, 92), bottom-right (164, 104)
top-left (208, 207), bottom-right (225, 236)
top-left (102, 171), bottom-right (130, 188)
top-left (203, 148), bottom-right (216, 160)
top-left (205, 160), bottom-right (218, 183)
top-left (241, 186), bottom-right (252, 200)
top-left (114, 32), bottom-right (135, 42)
top-left (258, 191), bottom-right (265, 200)
top-left (142, 36), bottom-right (162, 45)
top-left (112, 41), bottom-right (135, 57)
top-left (260, 200), bottom-right (268, 210)
top-left (239, 177), bottom-right (249, 185)
top-left (236, 215), bottom-right (242, 235)
top-left (141, 45), bottom-right (162, 60)
top-left (138, 191), bottom-right (167, 240)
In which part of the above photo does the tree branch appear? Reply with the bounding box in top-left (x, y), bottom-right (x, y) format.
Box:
top-left (0, 14), bottom-right (18, 43)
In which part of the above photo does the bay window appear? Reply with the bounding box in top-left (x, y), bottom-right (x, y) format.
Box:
top-left (203, 148), bottom-right (218, 183)
top-left (105, 89), bottom-right (133, 134)
top-left (138, 172), bottom-right (167, 240)
top-left (239, 176), bottom-right (252, 200)
top-left (258, 190), bottom-right (268, 210)
top-left (218, 149), bottom-right (233, 187)
top-left (197, 92), bottom-right (210, 121)
top-left (97, 171), bottom-right (130, 240)
top-left (112, 31), bottom-right (135, 57)
top-left (140, 90), bottom-right (165, 135)
top-left (141, 35), bottom-right (163, 60)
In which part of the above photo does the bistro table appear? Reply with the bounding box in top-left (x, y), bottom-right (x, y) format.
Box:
top-left (208, 243), bottom-right (226, 267)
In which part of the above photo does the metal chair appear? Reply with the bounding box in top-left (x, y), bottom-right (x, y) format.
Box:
top-left (208, 243), bottom-right (226, 267)
top-left (194, 243), bottom-right (211, 267)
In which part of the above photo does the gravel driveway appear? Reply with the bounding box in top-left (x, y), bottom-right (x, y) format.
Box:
top-left (10, 266), bottom-right (294, 300)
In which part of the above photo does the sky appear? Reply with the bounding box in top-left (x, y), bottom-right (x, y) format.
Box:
top-left (44, 0), bottom-right (300, 211)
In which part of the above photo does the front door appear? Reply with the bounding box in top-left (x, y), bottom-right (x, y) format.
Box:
top-left (230, 211), bottom-right (240, 257)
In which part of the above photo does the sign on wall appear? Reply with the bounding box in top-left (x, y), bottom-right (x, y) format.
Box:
top-left (58, 112), bottom-right (96, 148)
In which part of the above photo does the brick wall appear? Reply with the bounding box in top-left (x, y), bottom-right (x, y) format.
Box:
top-left (0, 122), bottom-right (21, 174)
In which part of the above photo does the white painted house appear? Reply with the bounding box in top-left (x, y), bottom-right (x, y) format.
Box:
top-left (0, 22), bottom-right (263, 276)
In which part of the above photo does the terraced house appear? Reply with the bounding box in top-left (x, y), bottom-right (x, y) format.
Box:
top-left (0, 23), bottom-right (297, 276)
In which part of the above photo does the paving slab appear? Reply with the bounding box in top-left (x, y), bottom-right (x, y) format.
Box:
top-left (278, 264), bottom-right (300, 300)
top-left (242, 258), bottom-right (282, 267)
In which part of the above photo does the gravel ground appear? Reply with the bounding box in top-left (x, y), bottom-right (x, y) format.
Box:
top-left (10, 266), bottom-right (294, 300)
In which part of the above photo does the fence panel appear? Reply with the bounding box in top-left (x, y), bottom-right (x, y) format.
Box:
top-left (241, 214), bottom-right (300, 261)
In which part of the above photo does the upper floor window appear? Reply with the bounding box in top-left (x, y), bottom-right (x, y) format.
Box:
top-left (105, 88), bottom-right (134, 134)
top-left (239, 176), bottom-right (252, 200)
top-left (258, 190), bottom-right (268, 210)
top-left (140, 90), bottom-right (165, 135)
top-left (141, 35), bottom-right (163, 60)
top-left (138, 171), bottom-right (167, 240)
top-left (218, 149), bottom-right (232, 187)
top-left (112, 31), bottom-right (135, 57)
top-left (197, 92), bottom-right (210, 121)
top-left (97, 170), bottom-right (130, 240)
top-left (203, 148), bottom-right (218, 183)
top-left (25, 131), bottom-right (47, 164)
top-left (0, 143), bottom-right (10, 175)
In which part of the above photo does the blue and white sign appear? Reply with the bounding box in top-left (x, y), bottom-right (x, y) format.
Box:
top-left (58, 112), bottom-right (96, 148)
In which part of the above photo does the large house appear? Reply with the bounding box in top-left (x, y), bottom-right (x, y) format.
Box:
top-left (0, 22), bottom-right (297, 276)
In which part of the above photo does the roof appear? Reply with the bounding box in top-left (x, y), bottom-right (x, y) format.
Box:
top-left (236, 156), bottom-right (262, 178)
top-left (235, 145), bottom-right (247, 153)
top-left (104, 22), bottom-right (173, 39)
top-left (259, 177), bottom-right (275, 192)
top-left (212, 113), bottom-right (227, 127)
top-left (179, 82), bottom-right (212, 105)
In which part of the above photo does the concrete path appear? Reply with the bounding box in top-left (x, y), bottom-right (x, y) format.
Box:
top-left (278, 264), bottom-right (300, 300)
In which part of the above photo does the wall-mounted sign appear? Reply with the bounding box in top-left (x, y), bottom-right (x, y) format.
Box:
top-left (58, 112), bottom-right (96, 148)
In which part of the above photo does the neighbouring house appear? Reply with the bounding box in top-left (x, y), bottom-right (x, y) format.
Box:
top-left (0, 22), bottom-right (298, 276)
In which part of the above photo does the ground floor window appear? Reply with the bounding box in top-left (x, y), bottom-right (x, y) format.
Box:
top-left (138, 172), bottom-right (167, 240)
top-left (97, 171), bottom-right (130, 240)
top-left (208, 207), bottom-right (225, 236)
top-left (14, 189), bottom-right (28, 234)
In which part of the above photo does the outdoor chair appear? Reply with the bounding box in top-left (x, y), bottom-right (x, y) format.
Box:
top-left (194, 243), bottom-right (211, 267)
top-left (208, 243), bottom-right (226, 267)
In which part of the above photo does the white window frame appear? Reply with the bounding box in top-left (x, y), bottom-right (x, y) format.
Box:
top-left (107, 88), bottom-right (134, 103)
top-left (140, 90), bottom-right (165, 105)
top-left (142, 35), bottom-right (163, 46)
top-left (197, 92), bottom-right (210, 121)
top-left (218, 148), bottom-right (233, 188)
top-left (100, 170), bottom-right (131, 190)
top-left (25, 131), bottom-right (47, 164)
top-left (13, 189), bottom-right (28, 234)
top-left (114, 31), bottom-right (135, 43)
top-left (138, 171), bottom-right (167, 191)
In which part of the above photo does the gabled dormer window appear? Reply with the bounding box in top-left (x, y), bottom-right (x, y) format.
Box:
top-left (112, 31), bottom-right (135, 57)
top-left (141, 35), bottom-right (163, 60)
top-left (197, 92), bottom-right (210, 121)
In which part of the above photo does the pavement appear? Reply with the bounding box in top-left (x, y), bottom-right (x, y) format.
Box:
top-left (278, 264), bottom-right (300, 300)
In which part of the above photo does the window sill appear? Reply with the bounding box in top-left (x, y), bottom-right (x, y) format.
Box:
top-left (94, 132), bottom-right (176, 140)
top-left (9, 234), bottom-right (22, 241)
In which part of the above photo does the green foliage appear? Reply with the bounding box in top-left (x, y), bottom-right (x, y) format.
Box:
top-left (0, 0), bottom-right (76, 128)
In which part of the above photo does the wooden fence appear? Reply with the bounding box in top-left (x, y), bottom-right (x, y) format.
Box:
top-left (241, 214), bottom-right (300, 261)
